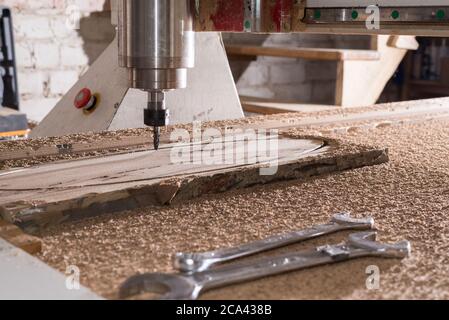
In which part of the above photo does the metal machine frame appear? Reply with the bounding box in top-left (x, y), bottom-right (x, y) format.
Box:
top-left (32, 0), bottom-right (449, 140)
top-left (117, 0), bottom-right (449, 149)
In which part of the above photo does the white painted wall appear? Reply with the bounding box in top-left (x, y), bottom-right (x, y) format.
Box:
top-left (4, 0), bottom-right (114, 122)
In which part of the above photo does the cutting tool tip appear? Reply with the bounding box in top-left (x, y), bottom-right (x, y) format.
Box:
top-left (153, 126), bottom-right (160, 150)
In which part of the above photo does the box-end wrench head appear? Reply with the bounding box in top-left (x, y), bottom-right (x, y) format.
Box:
top-left (174, 213), bottom-right (375, 273)
top-left (119, 231), bottom-right (410, 301)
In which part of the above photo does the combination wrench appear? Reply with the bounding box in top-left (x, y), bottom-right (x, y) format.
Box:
top-left (174, 213), bottom-right (375, 273)
top-left (119, 232), bottom-right (411, 300)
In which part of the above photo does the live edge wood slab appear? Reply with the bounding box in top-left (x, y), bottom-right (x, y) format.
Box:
top-left (0, 134), bottom-right (388, 234)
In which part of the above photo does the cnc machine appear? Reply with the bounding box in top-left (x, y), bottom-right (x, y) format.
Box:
top-left (116, 0), bottom-right (449, 149)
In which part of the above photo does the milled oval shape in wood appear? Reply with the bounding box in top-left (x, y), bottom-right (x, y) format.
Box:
top-left (0, 136), bottom-right (388, 231)
top-left (0, 137), bottom-right (325, 203)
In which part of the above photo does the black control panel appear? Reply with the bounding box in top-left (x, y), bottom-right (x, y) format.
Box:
top-left (0, 6), bottom-right (19, 110)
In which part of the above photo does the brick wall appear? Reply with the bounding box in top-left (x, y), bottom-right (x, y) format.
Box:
top-left (223, 33), bottom-right (371, 104)
top-left (3, 0), bottom-right (114, 121)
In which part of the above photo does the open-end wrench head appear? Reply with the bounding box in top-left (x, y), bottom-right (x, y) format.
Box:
top-left (348, 231), bottom-right (411, 258)
top-left (332, 212), bottom-right (375, 230)
top-left (119, 273), bottom-right (199, 300)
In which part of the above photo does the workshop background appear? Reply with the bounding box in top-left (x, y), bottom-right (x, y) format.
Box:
top-left (4, 0), bottom-right (449, 122)
top-left (4, 0), bottom-right (114, 122)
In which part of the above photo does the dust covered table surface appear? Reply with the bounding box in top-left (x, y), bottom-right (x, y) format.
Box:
top-left (31, 118), bottom-right (449, 300)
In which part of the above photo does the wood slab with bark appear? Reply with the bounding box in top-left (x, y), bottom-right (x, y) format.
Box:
top-left (0, 135), bottom-right (388, 233)
top-left (0, 219), bottom-right (42, 254)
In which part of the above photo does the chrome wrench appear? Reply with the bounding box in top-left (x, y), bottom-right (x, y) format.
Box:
top-left (174, 213), bottom-right (374, 273)
top-left (119, 232), bottom-right (411, 300)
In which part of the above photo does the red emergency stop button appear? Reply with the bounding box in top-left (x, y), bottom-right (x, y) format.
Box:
top-left (74, 88), bottom-right (93, 109)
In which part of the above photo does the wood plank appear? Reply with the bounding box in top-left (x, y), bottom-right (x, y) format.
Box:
top-left (226, 46), bottom-right (380, 61)
top-left (388, 36), bottom-right (419, 51)
top-left (0, 219), bottom-right (42, 254)
top-left (241, 97), bottom-right (336, 115)
top-left (0, 136), bottom-right (388, 233)
top-left (0, 135), bottom-right (150, 162)
top-left (243, 98), bottom-right (449, 133)
top-left (335, 35), bottom-right (408, 107)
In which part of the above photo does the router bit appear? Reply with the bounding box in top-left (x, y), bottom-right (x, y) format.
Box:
top-left (144, 91), bottom-right (169, 150)
top-left (153, 126), bottom-right (161, 150)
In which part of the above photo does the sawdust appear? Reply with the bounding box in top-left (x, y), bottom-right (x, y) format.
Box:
top-left (0, 119), bottom-right (257, 154)
top-left (0, 119), bottom-right (261, 170)
top-left (35, 117), bottom-right (449, 300)
top-left (0, 145), bottom-right (160, 170)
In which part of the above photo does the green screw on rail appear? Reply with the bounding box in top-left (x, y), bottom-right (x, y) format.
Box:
top-left (436, 9), bottom-right (445, 20)
top-left (391, 10), bottom-right (400, 20)
top-left (314, 9), bottom-right (321, 20)
top-left (351, 10), bottom-right (359, 20)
